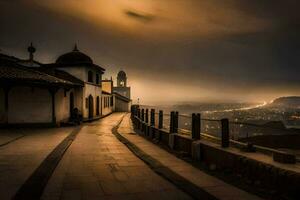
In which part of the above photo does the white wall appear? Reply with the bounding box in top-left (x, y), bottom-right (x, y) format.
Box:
top-left (59, 66), bottom-right (102, 84)
top-left (8, 86), bottom-right (52, 123)
top-left (0, 88), bottom-right (5, 123)
top-left (82, 83), bottom-right (102, 119)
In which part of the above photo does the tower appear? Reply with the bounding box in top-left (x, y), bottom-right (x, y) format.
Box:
top-left (117, 70), bottom-right (127, 87)
top-left (114, 70), bottom-right (131, 99)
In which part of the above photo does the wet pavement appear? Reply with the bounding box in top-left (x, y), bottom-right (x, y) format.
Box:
top-left (0, 127), bottom-right (74, 200)
top-left (41, 113), bottom-right (191, 200)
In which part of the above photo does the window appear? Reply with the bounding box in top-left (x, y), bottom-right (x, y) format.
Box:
top-left (96, 74), bottom-right (99, 84)
top-left (88, 71), bottom-right (93, 83)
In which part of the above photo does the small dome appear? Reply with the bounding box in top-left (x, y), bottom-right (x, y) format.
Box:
top-left (117, 70), bottom-right (126, 78)
top-left (56, 45), bottom-right (93, 65)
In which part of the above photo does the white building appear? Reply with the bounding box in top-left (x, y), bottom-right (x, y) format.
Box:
top-left (0, 44), bottom-right (131, 127)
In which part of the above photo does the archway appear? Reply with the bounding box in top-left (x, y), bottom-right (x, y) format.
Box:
top-left (96, 96), bottom-right (100, 116)
top-left (88, 95), bottom-right (94, 119)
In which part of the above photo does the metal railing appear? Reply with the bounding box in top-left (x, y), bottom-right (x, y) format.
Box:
top-left (136, 106), bottom-right (298, 149)
top-left (131, 105), bottom-right (299, 163)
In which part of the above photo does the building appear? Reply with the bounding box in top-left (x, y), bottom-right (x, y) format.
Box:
top-left (103, 76), bottom-right (131, 113)
top-left (113, 70), bottom-right (131, 99)
top-left (0, 44), bottom-right (131, 127)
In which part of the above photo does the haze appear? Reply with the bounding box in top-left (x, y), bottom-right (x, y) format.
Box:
top-left (0, 0), bottom-right (299, 104)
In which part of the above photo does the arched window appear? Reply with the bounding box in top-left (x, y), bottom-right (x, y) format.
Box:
top-left (88, 71), bottom-right (93, 83)
top-left (96, 96), bottom-right (100, 115)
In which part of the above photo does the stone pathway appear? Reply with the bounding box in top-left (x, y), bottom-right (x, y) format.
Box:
top-left (0, 127), bottom-right (74, 200)
top-left (42, 113), bottom-right (192, 200)
top-left (117, 114), bottom-right (263, 200)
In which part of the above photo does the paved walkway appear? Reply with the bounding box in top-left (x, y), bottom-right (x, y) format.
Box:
top-left (42, 113), bottom-right (191, 200)
top-left (117, 114), bottom-right (263, 200)
top-left (0, 127), bottom-right (75, 200)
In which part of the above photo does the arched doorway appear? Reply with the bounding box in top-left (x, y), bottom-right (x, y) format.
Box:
top-left (69, 92), bottom-right (74, 117)
top-left (96, 96), bottom-right (100, 116)
top-left (88, 95), bottom-right (94, 119)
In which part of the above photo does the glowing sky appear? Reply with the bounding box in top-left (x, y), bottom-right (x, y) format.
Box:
top-left (0, 0), bottom-right (299, 104)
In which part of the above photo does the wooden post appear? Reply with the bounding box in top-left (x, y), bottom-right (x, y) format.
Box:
top-left (136, 108), bottom-right (140, 129)
top-left (192, 113), bottom-right (196, 137)
top-left (137, 108), bottom-right (140, 119)
top-left (169, 111), bottom-right (174, 133)
top-left (150, 109), bottom-right (155, 126)
top-left (141, 109), bottom-right (145, 121)
top-left (145, 109), bottom-right (149, 124)
top-left (192, 113), bottom-right (201, 140)
top-left (158, 110), bottom-right (163, 129)
top-left (221, 118), bottom-right (229, 148)
top-left (174, 111), bottom-right (178, 133)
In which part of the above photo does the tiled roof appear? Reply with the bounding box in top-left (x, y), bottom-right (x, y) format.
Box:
top-left (36, 67), bottom-right (84, 86)
top-left (0, 60), bottom-right (80, 87)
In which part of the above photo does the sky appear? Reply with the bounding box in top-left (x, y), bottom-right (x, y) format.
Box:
top-left (0, 0), bottom-right (299, 105)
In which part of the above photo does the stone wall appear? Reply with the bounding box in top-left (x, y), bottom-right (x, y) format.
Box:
top-left (132, 115), bottom-right (300, 199)
top-left (239, 134), bottom-right (300, 149)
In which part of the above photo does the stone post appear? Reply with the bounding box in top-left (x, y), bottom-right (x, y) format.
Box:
top-left (141, 109), bottom-right (145, 121)
top-left (169, 111), bottom-right (174, 133)
top-left (221, 118), bottom-right (229, 148)
top-left (137, 108), bottom-right (140, 119)
top-left (173, 111), bottom-right (178, 133)
top-left (192, 113), bottom-right (201, 140)
top-left (158, 110), bottom-right (163, 129)
top-left (145, 109), bottom-right (149, 124)
top-left (137, 108), bottom-right (141, 129)
top-left (150, 109), bottom-right (155, 126)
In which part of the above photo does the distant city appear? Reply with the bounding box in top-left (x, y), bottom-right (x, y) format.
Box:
top-left (142, 96), bottom-right (300, 139)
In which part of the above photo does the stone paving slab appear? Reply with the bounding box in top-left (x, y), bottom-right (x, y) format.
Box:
top-left (0, 127), bottom-right (75, 200)
top-left (42, 113), bottom-right (192, 200)
top-left (0, 129), bottom-right (25, 147)
top-left (117, 114), bottom-right (263, 200)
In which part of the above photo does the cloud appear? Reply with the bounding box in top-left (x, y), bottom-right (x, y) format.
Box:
top-left (124, 10), bottom-right (155, 23)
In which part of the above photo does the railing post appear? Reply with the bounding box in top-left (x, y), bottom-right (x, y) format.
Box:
top-left (169, 111), bottom-right (174, 133)
top-left (174, 111), bottom-right (178, 133)
top-left (221, 118), bottom-right (229, 148)
top-left (145, 109), bottom-right (149, 124)
top-left (150, 109), bottom-right (155, 126)
top-left (137, 108), bottom-right (140, 119)
top-left (158, 110), bottom-right (163, 129)
top-left (141, 109), bottom-right (145, 121)
top-left (192, 113), bottom-right (201, 140)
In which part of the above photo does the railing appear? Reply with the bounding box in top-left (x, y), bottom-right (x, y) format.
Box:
top-left (131, 105), bottom-right (298, 163)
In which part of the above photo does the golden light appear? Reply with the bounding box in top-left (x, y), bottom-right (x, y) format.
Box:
top-left (30, 0), bottom-right (273, 40)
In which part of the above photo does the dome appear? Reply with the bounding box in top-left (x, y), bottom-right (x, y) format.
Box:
top-left (56, 45), bottom-right (93, 65)
top-left (117, 70), bottom-right (126, 78)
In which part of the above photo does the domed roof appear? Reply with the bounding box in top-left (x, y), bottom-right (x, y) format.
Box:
top-left (56, 45), bottom-right (93, 65)
top-left (117, 70), bottom-right (126, 77)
